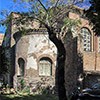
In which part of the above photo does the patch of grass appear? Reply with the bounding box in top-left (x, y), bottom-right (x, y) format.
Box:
top-left (0, 94), bottom-right (58, 100)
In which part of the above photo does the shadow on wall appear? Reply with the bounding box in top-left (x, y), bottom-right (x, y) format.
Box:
top-left (10, 45), bottom-right (16, 87)
top-left (13, 31), bottom-right (22, 43)
top-left (9, 31), bottom-right (23, 87)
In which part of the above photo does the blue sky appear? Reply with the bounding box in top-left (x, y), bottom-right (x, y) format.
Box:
top-left (0, 0), bottom-right (15, 33)
top-left (0, 0), bottom-right (30, 33)
top-left (0, 0), bottom-right (91, 34)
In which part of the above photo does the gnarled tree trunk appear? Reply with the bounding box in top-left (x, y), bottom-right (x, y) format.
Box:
top-left (47, 27), bottom-right (67, 100)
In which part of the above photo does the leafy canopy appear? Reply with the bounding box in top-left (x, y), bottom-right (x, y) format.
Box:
top-left (86, 0), bottom-right (100, 34)
top-left (9, 0), bottom-right (83, 37)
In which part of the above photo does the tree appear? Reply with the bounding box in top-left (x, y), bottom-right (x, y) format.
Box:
top-left (0, 48), bottom-right (8, 76)
top-left (1, 0), bottom-right (84, 100)
top-left (86, 0), bottom-right (100, 35)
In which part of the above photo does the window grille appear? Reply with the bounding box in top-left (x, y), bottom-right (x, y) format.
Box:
top-left (81, 28), bottom-right (91, 51)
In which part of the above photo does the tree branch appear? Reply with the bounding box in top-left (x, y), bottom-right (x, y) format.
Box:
top-left (54, 0), bottom-right (60, 7)
top-left (37, 0), bottom-right (48, 13)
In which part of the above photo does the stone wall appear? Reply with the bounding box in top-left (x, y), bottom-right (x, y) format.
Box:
top-left (14, 33), bottom-right (57, 89)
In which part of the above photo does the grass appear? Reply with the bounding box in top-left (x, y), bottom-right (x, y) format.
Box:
top-left (0, 94), bottom-right (58, 100)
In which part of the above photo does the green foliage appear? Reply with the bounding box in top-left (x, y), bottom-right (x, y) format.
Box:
top-left (17, 77), bottom-right (26, 91)
top-left (21, 86), bottom-right (30, 94)
top-left (11, 0), bottom-right (83, 28)
top-left (63, 18), bottom-right (81, 29)
top-left (20, 78), bottom-right (25, 89)
top-left (86, 0), bottom-right (100, 34)
top-left (0, 0), bottom-right (84, 36)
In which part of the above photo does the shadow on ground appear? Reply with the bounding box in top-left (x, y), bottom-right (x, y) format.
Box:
top-left (0, 94), bottom-right (58, 100)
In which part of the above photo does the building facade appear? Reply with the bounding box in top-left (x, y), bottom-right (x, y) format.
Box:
top-left (65, 10), bottom-right (100, 93)
top-left (2, 7), bottom-right (100, 94)
top-left (2, 13), bottom-right (57, 89)
top-left (14, 33), bottom-right (57, 89)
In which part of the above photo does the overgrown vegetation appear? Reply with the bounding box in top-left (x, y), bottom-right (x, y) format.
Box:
top-left (86, 0), bottom-right (100, 35)
top-left (0, 82), bottom-right (58, 100)
top-left (0, 0), bottom-right (86, 100)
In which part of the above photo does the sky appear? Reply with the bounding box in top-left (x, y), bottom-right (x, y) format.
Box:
top-left (0, 0), bottom-right (30, 33)
top-left (0, 0), bottom-right (16, 33)
top-left (0, 0), bottom-right (91, 34)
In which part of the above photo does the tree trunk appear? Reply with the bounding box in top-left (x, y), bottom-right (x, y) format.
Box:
top-left (56, 50), bottom-right (67, 100)
top-left (47, 27), bottom-right (67, 100)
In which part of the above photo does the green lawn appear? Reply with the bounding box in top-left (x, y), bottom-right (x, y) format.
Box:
top-left (0, 94), bottom-right (58, 100)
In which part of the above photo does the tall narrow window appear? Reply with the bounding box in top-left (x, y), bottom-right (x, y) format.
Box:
top-left (81, 28), bottom-right (91, 51)
top-left (18, 58), bottom-right (25, 76)
top-left (39, 57), bottom-right (52, 76)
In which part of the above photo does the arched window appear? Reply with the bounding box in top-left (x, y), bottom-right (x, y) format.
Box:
top-left (39, 57), bottom-right (52, 76)
top-left (18, 58), bottom-right (25, 76)
top-left (81, 28), bottom-right (91, 51)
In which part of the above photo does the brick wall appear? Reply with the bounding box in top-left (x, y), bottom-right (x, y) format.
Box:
top-left (83, 52), bottom-right (96, 71)
top-left (83, 52), bottom-right (100, 71)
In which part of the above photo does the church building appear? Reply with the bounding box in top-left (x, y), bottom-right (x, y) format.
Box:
top-left (2, 6), bottom-right (100, 93)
